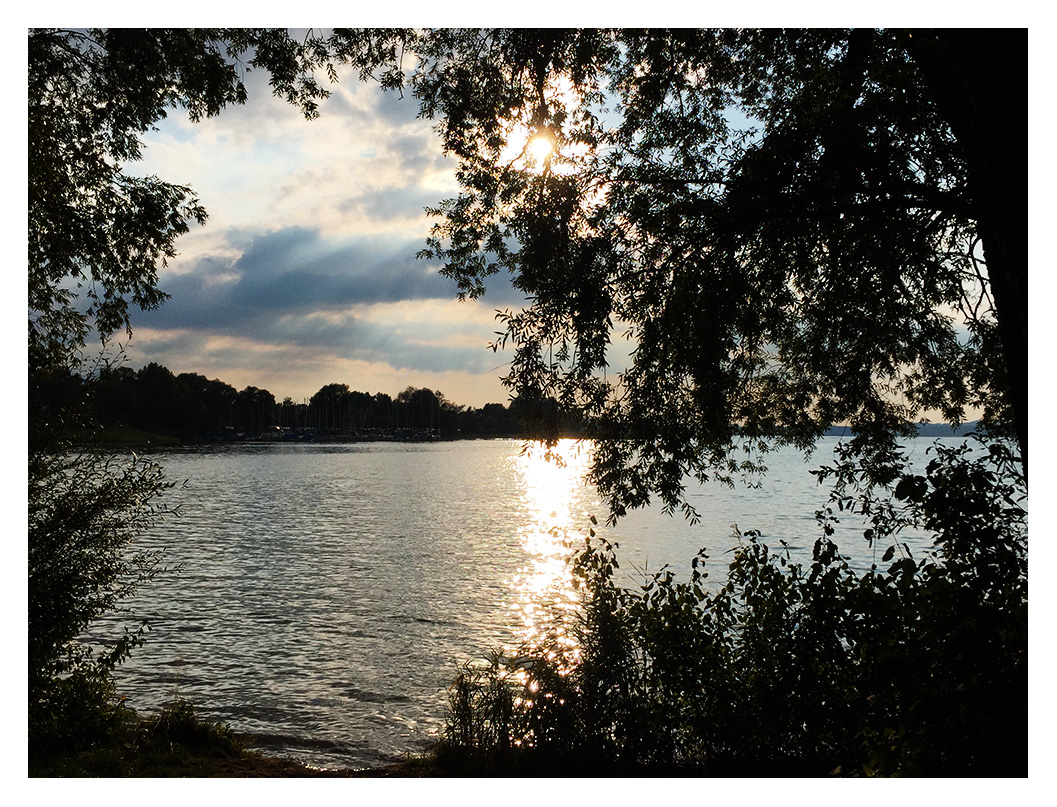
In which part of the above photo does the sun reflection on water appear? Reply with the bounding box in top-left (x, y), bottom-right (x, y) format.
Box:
top-left (509, 439), bottom-right (595, 661)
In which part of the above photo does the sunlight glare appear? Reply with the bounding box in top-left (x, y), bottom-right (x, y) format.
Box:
top-left (509, 439), bottom-right (594, 657)
top-left (528, 134), bottom-right (555, 165)
top-left (495, 74), bottom-right (588, 176)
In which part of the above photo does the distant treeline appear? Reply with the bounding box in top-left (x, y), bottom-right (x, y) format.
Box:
top-left (43, 360), bottom-right (981, 445)
top-left (824, 422), bottom-right (982, 438)
top-left (83, 362), bottom-right (531, 441)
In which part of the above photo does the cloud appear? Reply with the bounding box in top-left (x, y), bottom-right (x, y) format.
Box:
top-left (145, 230), bottom-right (430, 328)
top-left (146, 224), bottom-right (527, 324)
top-left (117, 59), bottom-right (528, 407)
top-left (337, 182), bottom-right (443, 223)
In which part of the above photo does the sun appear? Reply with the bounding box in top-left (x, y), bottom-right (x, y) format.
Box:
top-left (527, 133), bottom-right (555, 166)
top-left (498, 124), bottom-right (558, 173)
top-left (496, 75), bottom-right (588, 175)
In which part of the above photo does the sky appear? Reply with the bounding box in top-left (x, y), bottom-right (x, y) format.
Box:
top-left (20, 17), bottom-right (1043, 420)
top-left (122, 61), bottom-right (526, 409)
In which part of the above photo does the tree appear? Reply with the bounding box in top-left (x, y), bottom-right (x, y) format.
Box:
top-left (333, 28), bottom-right (1026, 517)
top-left (176, 372), bottom-right (240, 437)
top-left (310, 382), bottom-right (353, 432)
top-left (331, 29), bottom-right (1026, 774)
top-left (396, 386), bottom-right (442, 432)
top-left (29, 28), bottom-right (333, 382)
top-left (133, 362), bottom-right (179, 431)
top-left (94, 365), bottom-right (140, 426)
top-left (28, 28), bottom-right (336, 755)
top-left (237, 385), bottom-right (277, 435)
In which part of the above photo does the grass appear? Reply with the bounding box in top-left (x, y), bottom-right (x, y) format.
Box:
top-left (75, 425), bottom-right (183, 447)
top-left (28, 698), bottom-right (424, 778)
top-left (27, 695), bottom-right (714, 778)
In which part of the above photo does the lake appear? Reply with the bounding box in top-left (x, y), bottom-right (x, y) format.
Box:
top-left (93, 436), bottom-right (956, 770)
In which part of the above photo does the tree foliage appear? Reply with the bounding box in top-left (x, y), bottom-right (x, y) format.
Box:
top-left (83, 360), bottom-right (526, 439)
top-left (27, 28), bottom-right (336, 758)
top-left (332, 28), bottom-right (1026, 516)
top-left (330, 27), bottom-right (1027, 776)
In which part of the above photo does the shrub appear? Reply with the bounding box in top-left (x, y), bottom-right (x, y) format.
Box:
top-left (29, 698), bottom-right (246, 777)
top-left (443, 437), bottom-right (1027, 776)
top-left (141, 698), bottom-right (243, 757)
top-left (28, 441), bottom-right (173, 759)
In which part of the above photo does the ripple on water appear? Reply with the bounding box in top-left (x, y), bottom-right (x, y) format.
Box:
top-left (95, 437), bottom-right (955, 769)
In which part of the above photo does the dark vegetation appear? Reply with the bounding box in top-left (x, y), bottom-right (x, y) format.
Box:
top-left (61, 358), bottom-right (970, 446)
top-left (432, 437), bottom-right (1026, 776)
top-left (343, 29), bottom-right (1026, 776)
top-left (29, 28), bottom-right (1026, 777)
top-left (58, 359), bottom-right (530, 443)
top-left (31, 698), bottom-right (245, 777)
top-left (28, 697), bottom-right (402, 777)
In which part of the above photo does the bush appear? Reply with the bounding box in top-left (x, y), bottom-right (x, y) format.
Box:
top-left (29, 698), bottom-right (246, 777)
top-left (140, 698), bottom-right (243, 757)
top-left (442, 437), bottom-right (1027, 776)
top-left (28, 440), bottom-right (173, 759)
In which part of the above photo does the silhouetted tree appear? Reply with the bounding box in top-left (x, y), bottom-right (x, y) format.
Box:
top-left (310, 382), bottom-right (352, 432)
top-left (176, 373), bottom-right (239, 437)
top-left (94, 366), bottom-right (139, 427)
top-left (396, 386), bottom-right (442, 433)
top-left (29, 27), bottom-right (337, 758)
top-left (134, 363), bottom-right (179, 432)
top-left (333, 28), bottom-right (1026, 776)
top-left (333, 27), bottom-right (1026, 513)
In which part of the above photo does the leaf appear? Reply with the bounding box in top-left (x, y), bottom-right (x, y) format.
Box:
top-left (894, 475), bottom-right (927, 502)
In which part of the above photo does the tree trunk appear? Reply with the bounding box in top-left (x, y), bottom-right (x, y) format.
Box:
top-left (905, 28), bottom-right (1028, 480)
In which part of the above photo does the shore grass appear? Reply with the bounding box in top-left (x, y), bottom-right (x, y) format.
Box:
top-left (31, 743), bottom-right (439, 778)
top-left (28, 697), bottom-right (451, 778)
top-left (74, 425), bottom-right (183, 447)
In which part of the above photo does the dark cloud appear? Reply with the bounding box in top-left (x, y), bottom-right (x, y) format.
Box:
top-left (137, 286), bottom-right (505, 377)
top-left (154, 226), bottom-right (527, 327)
top-left (136, 224), bottom-right (525, 377)
top-left (147, 227), bottom-right (449, 328)
top-left (133, 328), bottom-right (205, 360)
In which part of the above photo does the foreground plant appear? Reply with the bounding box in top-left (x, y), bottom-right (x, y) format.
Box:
top-left (442, 437), bottom-right (1026, 776)
top-left (29, 698), bottom-right (249, 777)
top-left (28, 440), bottom-right (172, 758)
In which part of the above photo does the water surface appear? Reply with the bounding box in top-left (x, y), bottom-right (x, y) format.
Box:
top-left (96, 437), bottom-right (952, 769)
